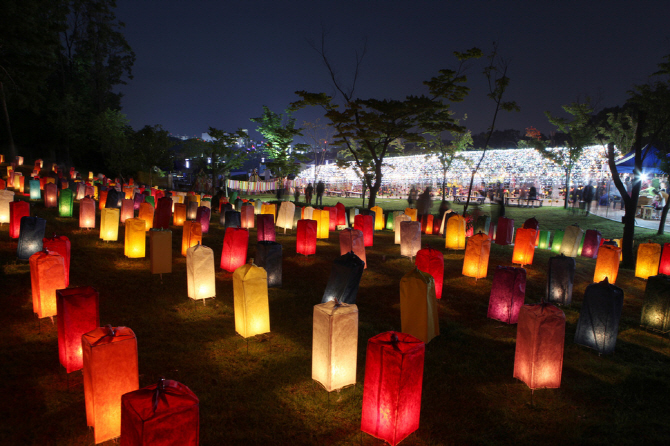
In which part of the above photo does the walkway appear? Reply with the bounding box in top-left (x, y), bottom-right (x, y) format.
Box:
top-left (586, 203), bottom-right (669, 232)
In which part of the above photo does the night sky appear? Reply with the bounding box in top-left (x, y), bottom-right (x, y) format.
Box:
top-left (115, 0), bottom-right (670, 141)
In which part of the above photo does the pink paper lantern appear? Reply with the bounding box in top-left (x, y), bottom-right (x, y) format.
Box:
top-left (487, 266), bottom-right (526, 324)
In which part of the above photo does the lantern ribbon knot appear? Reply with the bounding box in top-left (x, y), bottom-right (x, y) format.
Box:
top-left (152, 377), bottom-right (169, 412)
top-left (92, 325), bottom-right (116, 345)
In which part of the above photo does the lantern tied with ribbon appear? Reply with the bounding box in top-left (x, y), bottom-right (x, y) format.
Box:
top-left (445, 214), bottom-right (466, 250)
top-left (581, 229), bottom-right (602, 259)
top-left (233, 262), bottom-right (270, 337)
top-left (635, 241), bottom-right (661, 280)
top-left (256, 214), bottom-right (275, 242)
top-left (559, 224), bottom-right (583, 257)
top-left (593, 243), bottom-right (621, 284)
top-left (120, 379), bottom-right (200, 446)
top-left (574, 279), bottom-right (624, 355)
top-left (17, 216), bottom-right (47, 260)
top-left (400, 268), bottom-right (440, 344)
top-left (339, 228), bottom-right (366, 268)
top-left (256, 241), bottom-right (282, 288)
top-left (513, 303), bottom-right (566, 390)
top-left (187, 243), bottom-right (216, 300)
top-left (512, 228), bottom-right (537, 267)
top-left (321, 252), bottom-right (365, 304)
top-left (150, 229), bottom-right (172, 274)
top-left (640, 274), bottom-right (670, 333)
top-left (57, 287), bottom-right (99, 373)
top-left (487, 266), bottom-right (526, 324)
top-left (296, 219), bottom-right (317, 256)
top-left (463, 232), bottom-right (491, 280)
top-left (29, 250), bottom-right (67, 318)
top-left (125, 218), bottom-right (147, 258)
top-left (495, 217), bottom-right (515, 245)
top-left (312, 300), bottom-right (359, 392)
top-left (9, 200), bottom-right (30, 238)
top-left (416, 246), bottom-right (444, 299)
top-left (221, 227), bottom-right (249, 272)
top-left (400, 220), bottom-right (421, 258)
top-left (83, 325), bottom-right (139, 444)
top-left (361, 332), bottom-right (425, 446)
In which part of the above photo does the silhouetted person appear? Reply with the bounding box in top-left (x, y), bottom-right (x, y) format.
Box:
top-left (306, 183), bottom-right (313, 205)
top-left (408, 186), bottom-right (418, 208)
top-left (316, 181), bottom-right (325, 206)
top-left (583, 182), bottom-right (594, 215)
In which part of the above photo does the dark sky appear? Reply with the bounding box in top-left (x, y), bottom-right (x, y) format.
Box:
top-left (115, 0), bottom-right (669, 141)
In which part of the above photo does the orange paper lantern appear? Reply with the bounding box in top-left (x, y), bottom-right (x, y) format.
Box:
top-left (635, 242), bottom-right (661, 280)
top-left (138, 202), bottom-right (155, 231)
top-left (462, 232), bottom-right (491, 279)
top-left (593, 244), bottom-right (622, 284)
top-left (29, 250), bottom-right (67, 319)
top-left (173, 203), bottom-right (186, 226)
top-left (512, 228), bottom-right (537, 266)
top-left (181, 220), bottom-right (202, 257)
top-left (445, 214), bottom-right (466, 250)
top-left (124, 218), bottom-right (147, 258)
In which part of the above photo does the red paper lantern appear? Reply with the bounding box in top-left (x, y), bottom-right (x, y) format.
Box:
top-left (495, 216), bottom-right (514, 245)
top-left (335, 202), bottom-right (346, 226)
top-left (581, 229), bottom-right (602, 259)
top-left (488, 266), bottom-right (526, 324)
top-left (9, 200), bottom-right (30, 238)
top-left (512, 228), bottom-right (537, 266)
top-left (296, 219), bottom-right (317, 256)
top-left (361, 332), bottom-right (425, 446)
top-left (57, 287), bottom-right (99, 373)
top-left (660, 243), bottom-right (670, 275)
top-left (339, 228), bottom-right (367, 268)
top-left (257, 214), bottom-right (276, 242)
top-left (120, 379), bottom-right (199, 446)
top-left (354, 214), bottom-right (374, 247)
top-left (326, 206), bottom-right (338, 230)
top-left (415, 246), bottom-right (444, 299)
top-left (29, 250), bottom-right (67, 319)
top-left (43, 235), bottom-right (71, 287)
top-left (154, 197), bottom-right (172, 230)
top-left (220, 227), bottom-right (249, 272)
top-left (99, 190), bottom-right (108, 210)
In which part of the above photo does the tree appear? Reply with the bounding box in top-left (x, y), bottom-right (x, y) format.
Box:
top-left (91, 108), bottom-right (134, 178)
top-left (132, 125), bottom-right (174, 173)
top-left (532, 100), bottom-right (596, 209)
top-left (203, 127), bottom-right (249, 196)
top-left (424, 118), bottom-right (472, 201)
top-left (300, 118), bottom-right (333, 184)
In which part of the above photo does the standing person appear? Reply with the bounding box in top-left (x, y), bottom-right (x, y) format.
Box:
top-left (582, 182), bottom-right (594, 215)
top-left (306, 183), bottom-right (313, 205)
top-left (418, 187), bottom-right (433, 215)
top-left (316, 181), bottom-right (325, 206)
top-left (408, 186), bottom-right (418, 208)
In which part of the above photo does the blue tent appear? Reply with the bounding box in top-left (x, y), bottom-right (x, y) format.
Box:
top-left (614, 145), bottom-right (667, 174)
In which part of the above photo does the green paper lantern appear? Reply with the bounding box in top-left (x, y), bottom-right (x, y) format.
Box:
top-left (58, 189), bottom-right (74, 217)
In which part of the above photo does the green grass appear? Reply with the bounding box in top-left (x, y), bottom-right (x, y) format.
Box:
top-left (1, 192), bottom-right (669, 445)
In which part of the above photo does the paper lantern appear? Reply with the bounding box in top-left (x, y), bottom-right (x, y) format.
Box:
top-left (224, 210), bottom-right (241, 229)
top-left (474, 215), bottom-right (491, 235)
top-left (369, 205), bottom-right (384, 230)
top-left (101, 208), bottom-right (120, 242)
top-left (660, 243), bottom-right (670, 275)
top-left (29, 179), bottom-right (41, 200)
top-left (314, 209), bottom-right (330, 239)
top-left (416, 247), bottom-right (444, 299)
top-left (581, 229), bottom-right (602, 259)
top-left (83, 326), bottom-right (139, 444)
top-left (42, 182), bottom-right (57, 208)
top-left (495, 217), bottom-right (514, 245)
top-left (512, 228), bottom-right (537, 266)
top-left (105, 188), bottom-right (122, 209)
top-left (186, 201), bottom-right (198, 221)
top-left (9, 200), bottom-right (30, 238)
top-left (43, 234), bottom-right (71, 286)
top-left (123, 186), bottom-right (134, 199)
top-left (261, 203), bottom-right (276, 222)
top-left (76, 182), bottom-right (87, 200)
top-left (133, 192), bottom-right (145, 210)
top-left (17, 216), bottom-right (46, 260)
top-left (120, 199), bottom-right (134, 224)
top-left (79, 197), bottom-right (96, 229)
top-left (15, 173), bottom-right (25, 193)
top-left (57, 188), bottom-right (74, 217)
top-left (394, 213), bottom-right (411, 244)
top-left (593, 244), bottom-right (621, 284)
top-left (233, 263), bottom-right (270, 337)
top-left (487, 266), bottom-right (526, 324)
top-left (546, 254), bottom-right (576, 305)
top-left (150, 229), bottom-right (172, 274)
top-left (335, 202), bottom-right (346, 226)
top-left (241, 204), bottom-right (255, 229)
top-left (353, 214), bottom-right (373, 246)
top-left (361, 331), bottom-right (425, 446)
top-left (420, 214), bottom-right (434, 234)
top-left (124, 218), bottom-right (147, 258)
top-left (400, 220), bottom-right (421, 258)
top-left (404, 208), bottom-right (418, 221)
top-left (120, 379), bottom-right (199, 446)
top-left (195, 206), bottom-right (210, 234)
top-left (339, 228), bottom-right (366, 268)
top-left (513, 303), bottom-right (565, 389)
top-left (560, 225), bottom-right (583, 257)
top-left (640, 274), bottom-right (670, 333)
top-left (29, 250), bottom-right (66, 318)
top-left (400, 268), bottom-right (439, 344)
top-left (296, 219), bottom-right (317, 256)
top-left (463, 232), bottom-right (491, 280)
top-left (385, 211), bottom-right (396, 230)
top-left (0, 190), bottom-right (13, 223)
top-left (256, 241), bottom-right (282, 288)
top-left (154, 197), bottom-right (172, 230)
top-left (322, 206), bottom-right (336, 231)
top-left (537, 230), bottom-right (552, 249)
top-left (256, 214), bottom-right (275, 242)
top-left (312, 301), bottom-right (358, 392)
top-left (57, 287), bottom-right (99, 373)
top-left (187, 243), bottom-right (216, 300)
top-left (173, 203), bottom-right (186, 226)
top-left (445, 214), bottom-right (466, 250)
top-left (138, 202), bottom-right (155, 231)
top-left (98, 190), bottom-right (108, 210)
top-left (635, 242), bottom-right (661, 280)
top-left (551, 230), bottom-right (564, 254)
top-left (181, 220), bottom-right (202, 257)
top-left (321, 252), bottom-right (365, 304)
top-left (221, 227), bottom-right (249, 272)
top-left (574, 279), bottom-right (624, 355)
top-left (347, 207), bottom-right (357, 226)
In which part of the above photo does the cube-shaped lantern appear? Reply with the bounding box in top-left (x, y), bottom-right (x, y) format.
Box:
top-left (354, 214), bottom-right (373, 247)
top-left (256, 214), bottom-right (275, 242)
top-left (124, 218), bottom-right (147, 258)
top-left (181, 221), bottom-right (202, 257)
top-left (551, 230), bottom-right (564, 254)
top-left (513, 303), bottom-right (565, 389)
top-left (538, 230), bottom-right (552, 249)
top-left (221, 227), bottom-right (249, 272)
top-left (29, 250), bottom-right (67, 318)
top-left (640, 274), bottom-right (670, 333)
top-left (659, 243), bottom-right (670, 275)
top-left (153, 197), bottom-right (172, 230)
top-left (101, 208), bottom-right (120, 242)
top-left (120, 199), bottom-right (134, 224)
top-left (98, 190), bottom-right (108, 210)
top-left (593, 244), bottom-right (621, 284)
top-left (361, 332), bottom-right (425, 446)
top-left (173, 203), bottom-right (186, 226)
top-left (394, 213), bottom-right (411, 244)
top-left (224, 210), bottom-right (241, 229)
top-left (339, 228), bottom-right (366, 268)
top-left (256, 241), bottom-right (282, 288)
top-left (581, 229), bottom-right (602, 259)
top-left (187, 243), bottom-right (216, 300)
top-left (400, 268), bottom-right (439, 344)
top-left (10, 200), bottom-right (30, 238)
top-left (79, 197), bottom-right (96, 229)
top-left (495, 217), bottom-right (514, 245)
top-left (83, 326), bottom-right (139, 444)
top-left (635, 242), bottom-right (661, 280)
top-left (233, 263), bottom-right (270, 337)
top-left (321, 252), bottom-right (365, 304)
top-left (195, 206), bottom-right (210, 234)
top-left (44, 183), bottom-right (58, 208)
top-left (560, 225), bottom-right (583, 257)
top-left (29, 179), bottom-right (41, 200)
top-left (404, 208), bottom-right (418, 221)
top-left (547, 254), bottom-right (576, 305)
top-left (0, 189), bottom-right (13, 223)
top-left (296, 219), bottom-right (317, 256)
top-left (512, 228), bottom-right (537, 266)
top-left (487, 266), bottom-right (526, 324)
top-left (445, 214), bottom-right (466, 250)
top-left (312, 301), bottom-right (358, 392)
top-left (17, 216), bottom-right (46, 260)
top-left (314, 209), bottom-right (330, 239)
top-left (574, 279), bottom-right (624, 354)
top-left (416, 247), bottom-right (444, 299)
top-left (241, 204), bottom-right (255, 229)
top-left (57, 287), bottom-right (99, 373)
top-left (58, 188), bottom-right (74, 217)
top-left (150, 229), bottom-right (172, 274)
top-left (43, 234), bottom-right (71, 286)
top-left (120, 379), bottom-right (199, 446)
top-left (463, 232), bottom-right (491, 280)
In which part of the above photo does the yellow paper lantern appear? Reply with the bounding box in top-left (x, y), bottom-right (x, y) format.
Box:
top-left (462, 232), bottom-right (491, 279)
top-left (400, 268), bottom-right (440, 344)
top-left (100, 208), bottom-right (119, 241)
top-left (0, 189), bottom-right (14, 223)
top-left (187, 243), bottom-right (216, 300)
top-left (370, 205), bottom-right (384, 230)
top-left (404, 208), bottom-right (418, 221)
top-left (593, 244), bottom-right (622, 283)
top-left (233, 263), bottom-right (270, 338)
top-left (635, 242), bottom-right (661, 280)
top-left (261, 203), bottom-right (276, 222)
top-left (313, 209), bottom-right (330, 239)
top-left (445, 214), bottom-right (466, 250)
top-left (124, 218), bottom-right (146, 258)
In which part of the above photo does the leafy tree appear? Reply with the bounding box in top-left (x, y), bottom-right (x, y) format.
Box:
top-left (202, 127), bottom-right (249, 196)
top-left (91, 108), bottom-right (134, 178)
top-left (132, 125), bottom-right (174, 173)
top-left (424, 118), bottom-right (472, 201)
top-left (300, 118), bottom-right (333, 184)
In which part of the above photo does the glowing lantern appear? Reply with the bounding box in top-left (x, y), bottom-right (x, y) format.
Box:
top-left (512, 228), bottom-right (537, 266)
top-left (416, 247), bottom-right (444, 299)
top-left (221, 227), bottom-right (249, 272)
top-left (581, 229), bottom-right (601, 259)
top-left (302, 205), bottom-right (314, 220)
top-left (513, 303), bottom-right (565, 389)
top-left (370, 205), bottom-right (384, 230)
top-left (187, 243), bottom-right (216, 300)
top-left (421, 214), bottom-right (434, 234)
top-left (120, 199), bottom-right (134, 224)
top-left (660, 243), bottom-right (670, 275)
top-left (400, 268), bottom-right (439, 343)
top-left (474, 215), bottom-right (491, 235)
top-left (59, 188), bottom-right (74, 217)
top-left (404, 207), bottom-right (418, 221)
top-left (257, 214), bottom-right (276, 242)
top-left (386, 211), bottom-right (398, 230)
top-left (361, 331), bottom-right (425, 446)
top-left (292, 205), bottom-right (302, 229)
top-left (105, 188), bottom-right (122, 209)
top-left (296, 219), bottom-right (317, 256)
top-left (17, 216), bottom-right (46, 260)
top-left (347, 207), bottom-right (357, 226)
top-left (29, 250), bottom-right (66, 318)
top-left (495, 217), bottom-right (514, 245)
top-left (138, 202), bottom-right (155, 231)
top-left (463, 232), bottom-right (491, 280)
top-left (57, 287), bottom-right (99, 373)
top-left (559, 225), bottom-right (583, 257)
top-left (487, 266), bottom-right (526, 324)
top-left (445, 214), bottom-right (466, 250)
top-left (79, 197), bottom-right (96, 229)
top-left (314, 209), bottom-right (330, 239)
top-left (640, 274), bottom-right (670, 333)
top-left (593, 244), bottom-right (621, 284)
top-left (538, 230), bottom-right (552, 249)
top-left (15, 173), bottom-right (25, 193)
top-left (224, 210), bottom-right (241, 229)
top-left (83, 326), bottom-right (139, 444)
top-left (98, 190), bottom-right (108, 210)
top-left (394, 213), bottom-right (411, 244)
top-left (100, 208), bottom-right (120, 242)
top-left (181, 220), bottom-right (202, 257)
top-left (173, 203), bottom-right (186, 226)
top-left (6, 167), bottom-right (13, 187)
top-left (322, 252), bottom-right (365, 304)
top-left (154, 197), bottom-right (172, 230)
top-left (124, 218), bottom-right (146, 258)
top-left (256, 241), bottom-right (282, 288)
top-left (233, 262), bottom-right (270, 337)
top-left (241, 204), bottom-right (255, 228)
top-left (185, 201), bottom-right (197, 221)
top-left (133, 192), bottom-right (144, 210)
top-left (339, 228), bottom-right (366, 268)
top-left (312, 300), bottom-right (358, 392)
top-left (400, 220), bottom-right (421, 258)
top-left (635, 242), bottom-right (661, 280)
top-left (123, 186), bottom-right (134, 199)
top-left (76, 182), bottom-right (86, 200)
top-left (29, 179), bottom-right (41, 200)
top-left (354, 214), bottom-right (373, 246)
top-left (261, 203), bottom-right (276, 222)
top-left (150, 229), bottom-right (172, 274)
top-left (0, 190), bottom-right (13, 223)
top-left (120, 379), bottom-right (200, 446)
top-left (433, 216), bottom-right (442, 235)
top-left (546, 254), bottom-right (576, 305)
top-left (16, 155), bottom-right (23, 165)
top-left (9, 200), bottom-right (30, 238)
top-left (574, 279), bottom-right (624, 355)
top-left (43, 235), bottom-right (71, 286)
top-left (551, 230), bottom-right (564, 254)
top-left (335, 202), bottom-right (346, 226)
top-left (195, 206), bottom-right (210, 234)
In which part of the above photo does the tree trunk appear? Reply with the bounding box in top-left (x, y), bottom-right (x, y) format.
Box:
top-left (658, 200), bottom-right (670, 235)
top-left (563, 168), bottom-right (571, 210)
top-left (0, 81), bottom-right (17, 160)
top-left (442, 170), bottom-right (447, 201)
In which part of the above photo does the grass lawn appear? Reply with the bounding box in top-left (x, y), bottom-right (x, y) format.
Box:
top-left (1, 192), bottom-right (669, 445)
